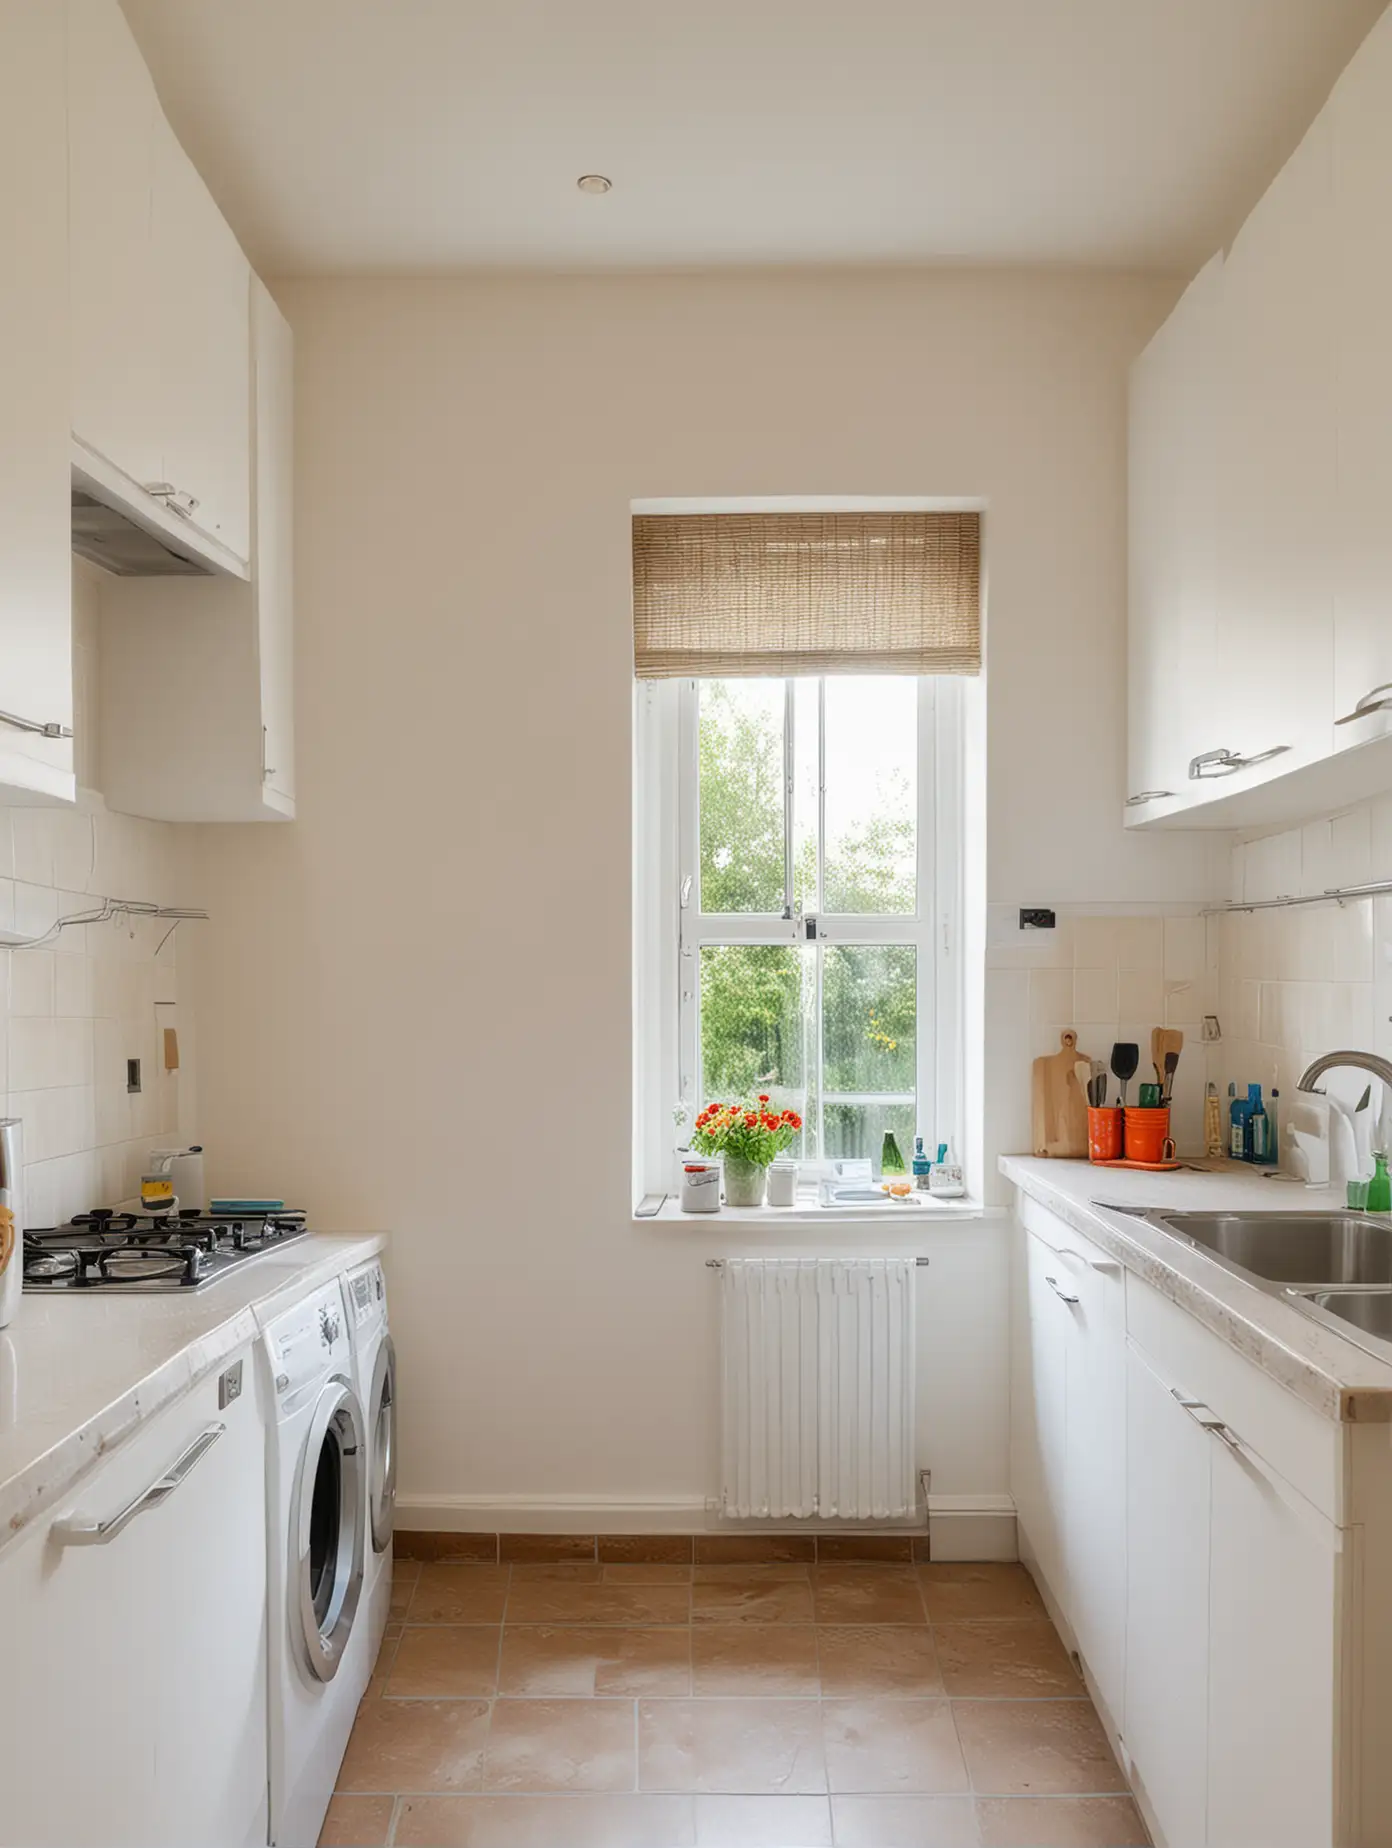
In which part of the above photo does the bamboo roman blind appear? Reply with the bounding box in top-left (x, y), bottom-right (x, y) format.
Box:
top-left (632, 511), bottom-right (981, 679)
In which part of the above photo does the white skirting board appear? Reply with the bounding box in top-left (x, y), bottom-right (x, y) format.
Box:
top-left (396, 1491), bottom-right (1017, 1554)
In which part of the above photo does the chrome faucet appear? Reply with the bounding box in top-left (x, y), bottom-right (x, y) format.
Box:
top-left (1297, 1050), bottom-right (1392, 1095)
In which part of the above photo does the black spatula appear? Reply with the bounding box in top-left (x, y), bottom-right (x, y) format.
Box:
top-left (1111, 1042), bottom-right (1140, 1109)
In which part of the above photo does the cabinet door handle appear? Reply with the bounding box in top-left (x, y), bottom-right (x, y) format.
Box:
top-left (261, 725), bottom-right (276, 782)
top-left (50, 1422), bottom-right (225, 1546)
top-left (1044, 1274), bottom-right (1080, 1305)
top-left (1171, 1391), bottom-right (1243, 1452)
top-left (1335, 682), bottom-right (1392, 726)
top-left (143, 482), bottom-right (201, 519)
top-left (1125, 790), bottom-right (1177, 806)
top-left (0, 707), bottom-right (72, 741)
top-left (1188, 745), bottom-right (1290, 780)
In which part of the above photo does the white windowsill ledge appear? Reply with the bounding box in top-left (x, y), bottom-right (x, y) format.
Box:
top-left (639, 1192), bottom-right (989, 1229)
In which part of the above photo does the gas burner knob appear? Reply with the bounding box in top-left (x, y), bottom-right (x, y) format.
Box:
top-left (183, 1248), bottom-right (205, 1285)
top-left (232, 1224), bottom-right (249, 1250)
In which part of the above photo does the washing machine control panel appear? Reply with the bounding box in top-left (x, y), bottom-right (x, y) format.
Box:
top-left (266, 1281), bottom-right (354, 1404)
top-left (347, 1260), bottom-right (386, 1331)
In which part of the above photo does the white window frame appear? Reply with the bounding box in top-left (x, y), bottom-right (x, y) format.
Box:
top-left (633, 673), bottom-right (965, 1200)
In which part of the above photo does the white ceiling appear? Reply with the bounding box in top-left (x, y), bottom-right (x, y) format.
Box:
top-left (121, 0), bottom-right (1387, 275)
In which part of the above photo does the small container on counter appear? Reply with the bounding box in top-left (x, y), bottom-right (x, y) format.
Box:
top-left (766, 1159), bottom-right (798, 1208)
top-left (679, 1159), bottom-right (722, 1214)
top-left (911, 1136), bottom-right (933, 1191)
top-left (1087, 1106), bottom-right (1123, 1163)
top-left (928, 1140), bottom-right (966, 1197)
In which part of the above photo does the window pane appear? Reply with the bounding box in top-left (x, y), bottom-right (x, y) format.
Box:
top-left (791, 676), bottom-right (820, 918)
top-left (824, 1100), bottom-right (918, 1170)
top-left (698, 679), bottom-right (786, 914)
top-left (699, 945), bottom-right (811, 1153)
top-left (822, 944), bottom-right (917, 1095)
top-left (823, 678), bottom-right (917, 915)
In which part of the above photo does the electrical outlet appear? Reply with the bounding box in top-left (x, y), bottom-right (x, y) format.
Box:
top-left (1202, 1015), bottom-right (1222, 1043)
top-left (1019, 908), bottom-right (1056, 932)
top-left (126, 1058), bottom-right (142, 1094)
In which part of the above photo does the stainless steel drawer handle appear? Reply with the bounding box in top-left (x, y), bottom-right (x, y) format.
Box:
top-left (1335, 682), bottom-right (1392, 727)
top-left (0, 707), bottom-right (72, 741)
top-left (50, 1422), bottom-right (225, 1546)
top-left (1189, 745), bottom-right (1290, 780)
top-left (1044, 1274), bottom-right (1080, 1305)
top-left (1126, 790), bottom-right (1177, 806)
top-left (1172, 1391), bottom-right (1243, 1452)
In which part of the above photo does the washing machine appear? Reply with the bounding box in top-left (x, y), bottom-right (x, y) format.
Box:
top-left (343, 1256), bottom-right (395, 1667)
top-left (260, 1279), bottom-right (371, 1848)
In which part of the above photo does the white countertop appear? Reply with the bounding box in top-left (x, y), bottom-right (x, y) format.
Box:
top-left (1000, 1155), bottom-right (1392, 1423)
top-left (0, 1232), bottom-right (386, 1557)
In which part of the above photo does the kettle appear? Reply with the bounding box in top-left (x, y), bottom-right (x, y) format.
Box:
top-left (0, 1120), bottom-right (23, 1328)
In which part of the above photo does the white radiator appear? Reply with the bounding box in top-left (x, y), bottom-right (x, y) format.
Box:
top-left (718, 1257), bottom-right (918, 1521)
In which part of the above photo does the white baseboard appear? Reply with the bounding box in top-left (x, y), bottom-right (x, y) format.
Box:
top-left (926, 1492), bottom-right (1018, 1561)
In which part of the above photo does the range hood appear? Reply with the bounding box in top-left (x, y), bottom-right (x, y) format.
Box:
top-left (72, 486), bottom-right (213, 577)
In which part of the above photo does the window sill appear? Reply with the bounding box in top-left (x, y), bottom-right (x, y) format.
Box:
top-left (638, 1191), bottom-right (989, 1229)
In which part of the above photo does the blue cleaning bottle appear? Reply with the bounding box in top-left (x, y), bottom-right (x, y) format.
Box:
top-left (1229, 1084), bottom-right (1251, 1161)
top-left (1248, 1084), bottom-right (1269, 1164)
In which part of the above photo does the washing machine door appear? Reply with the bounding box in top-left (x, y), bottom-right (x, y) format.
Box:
top-left (293, 1376), bottom-right (366, 1682)
top-left (368, 1335), bottom-right (396, 1554)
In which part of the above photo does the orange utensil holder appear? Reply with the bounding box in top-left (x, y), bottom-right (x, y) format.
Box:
top-left (1087, 1107), bottom-right (1123, 1163)
top-left (1124, 1106), bottom-right (1175, 1165)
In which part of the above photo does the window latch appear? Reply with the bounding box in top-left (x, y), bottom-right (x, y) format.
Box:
top-left (804, 916), bottom-right (819, 941)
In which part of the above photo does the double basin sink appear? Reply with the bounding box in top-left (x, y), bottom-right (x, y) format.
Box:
top-left (1124, 1209), bottom-right (1392, 1358)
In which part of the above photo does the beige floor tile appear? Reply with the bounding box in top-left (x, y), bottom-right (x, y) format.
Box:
top-left (934, 1622), bottom-right (1084, 1699)
top-left (385, 1627), bottom-right (502, 1698)
top-left (694, 1535), bottom-right (817, 1565)
top-left (506, 1561), bottom-right (604, 1581)
top-left (499, 1533), bottom-right (597, 1563)
top-left (393, 1793), bottom-right (697, 1847)
top-left (830, 1794), bottom-right (981, 1846)
top-left (317, 1793), bottom-right (396, 1846)
top-left (692, 1792), bottom-right (833, 1844)
top-left (691, 1576), bottom-right (816, 1624)
top-left (505, 1578), bottom-right (691, 1626)
top-left (811, 1574), bottom-right (927, 1627)
top-left (367, 1627), bottom-right (403, 1698)
top-left (816, 1536), bottom-right (915, 1564)
top-left (975, 1794), bottom-right (1150, 1846)
top-left (499, 1624), bottom-right (691, 1697)
top-left (390, 1561), bottom-right (422, 1619)
top-left (817, 1626), bottom-right (944, 1698)
top-left (482, 1699), bottom-right (636, 1794)
top-left (407, 1566), bottom-right (511, 1624)
top-left (821, 1700), bottom-right (970, 1795)
top-left (918, 1565), bottom-right (1046, 1623)
top-left (691, 1625), bottom-right (820, 1695)
top-left (954, 1703), bottom-right (1127, 1798)
top-left (639, 1699), bottom-right (827, 1795)
top-left (337, 1699), bottom-right (490, 1793)
top-left (396, 1533), bottom-right (499, 1565)
top-left (599, 1535), bottom-right (696, 1565)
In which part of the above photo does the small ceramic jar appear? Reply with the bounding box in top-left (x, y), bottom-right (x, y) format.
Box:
top-left (766, 1159), bottom-right (798, 1207)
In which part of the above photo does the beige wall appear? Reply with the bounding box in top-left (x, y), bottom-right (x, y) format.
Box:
top-left (187, 269), bottom-right (1227, 1524)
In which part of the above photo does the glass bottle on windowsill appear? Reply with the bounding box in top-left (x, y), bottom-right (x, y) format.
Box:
top-left (880, 1131), bottom-right (906, 1178)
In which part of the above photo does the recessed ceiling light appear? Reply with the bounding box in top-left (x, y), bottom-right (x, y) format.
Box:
top-left (576, 174), bottom-right (612, 195)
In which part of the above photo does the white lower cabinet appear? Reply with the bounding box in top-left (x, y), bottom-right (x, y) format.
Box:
top-left (0, 1352), bottom-right (268, 1847)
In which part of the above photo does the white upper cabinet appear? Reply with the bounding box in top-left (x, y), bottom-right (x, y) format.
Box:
top-left (1126, 10), bottom-right (1392, 833)
top-left (1212, 110), bottom-right (1336, 788)
top-left (1331, 8), bottom-right (1392, 751)
top-left (68, 0), bottom-right (251, 574)
top-left (1126, 254), bottom-right (1223, 816)
top-left (0, 1), bottom-right (74, 806)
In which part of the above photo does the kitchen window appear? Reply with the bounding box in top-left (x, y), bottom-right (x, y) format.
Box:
top-left (631, 505), bottom-right (980, 1202)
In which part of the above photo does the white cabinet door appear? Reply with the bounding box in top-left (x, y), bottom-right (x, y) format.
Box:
top-left (1059, 1241), bottom-right (1126, 1719)
top-left (253, 278), bottom-right (296, 804)
top-left (1206, 1431), bottom-right (1339, 1848)
top-left (0, 1353), bottom-right (267, 1847)
top-left (0, 1), bottom-right (74, 805)
top-left (1332, 7), bottom-right (1392, 750)
top-left (151, 113), bottom-right (252, 564)
top-left (1019, 1232), bottom-right (1071, 1608)
top-left (1123, 1340), bottom-right (1211, 1848)
top-left (1211, 111), bottom-right (1337, 793)
top-left (1127, 252), bottom-right (1223, 819)
top-left (67, 0), bottom-right (161, 493)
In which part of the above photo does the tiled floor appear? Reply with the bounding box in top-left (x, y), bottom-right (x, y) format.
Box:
top-left (321, 1558), bottom-right (1150, 1847)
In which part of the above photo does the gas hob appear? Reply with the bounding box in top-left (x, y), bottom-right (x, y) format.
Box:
top-left (23, 1208), bottom-right (309, 1293)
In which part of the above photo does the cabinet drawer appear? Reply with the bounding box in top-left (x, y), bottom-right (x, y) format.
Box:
top-left (1019, 1193), bottom-right (1123, 1275)
top-left (1126, 1271), bottom-right (1344, 1523)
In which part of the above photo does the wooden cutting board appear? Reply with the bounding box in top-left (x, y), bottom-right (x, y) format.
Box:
top-left (1031, 1029), bottom-right (1093, 1158)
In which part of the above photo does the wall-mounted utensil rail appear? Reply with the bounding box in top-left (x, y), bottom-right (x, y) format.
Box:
top-left (706, 1256), bottom-right (930, 1268)
top-left (1202, 878), bottom-right (1392, 917)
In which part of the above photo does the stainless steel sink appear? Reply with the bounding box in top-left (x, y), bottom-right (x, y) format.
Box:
top-left (1111, 1207), bottom-right (1392, 1363)
top-left (1143, 1211), bottom-right (1392, 1287)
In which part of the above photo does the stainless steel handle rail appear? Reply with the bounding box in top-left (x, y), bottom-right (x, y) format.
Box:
top-left (50, 1422), bottom-right (225, 1546)
top-left (705, 1256), bottom-right (930, 1267)
top-left (1172, 1391), bottom-right (1242, 1452)
top-left (1335, 682), bottom-right (1392, 727)
top-left (0, 707), bottom-right (72, 741)
top-left (142, 481), bottom-right (201, 519)
top-left (1125, 790), bottom-right (1177, 806)
top-left (1044, 1274), bottom-right (1080, 1305)
top-left (1189, 745), bottom-right (1290, 780)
